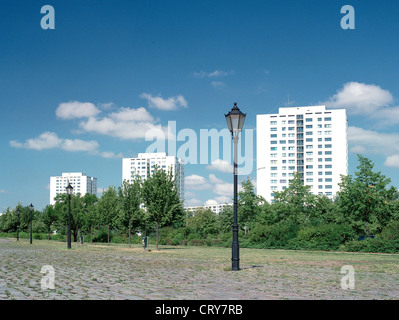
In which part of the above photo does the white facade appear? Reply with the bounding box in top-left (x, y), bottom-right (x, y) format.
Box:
top-left (185, 203), bottom-right (231, 216)
top-left (49, 172), bottom-right (97, 205)
top-left (256, 105), bottom-right (348, 203)
top-left (122, 152), bottom-right (184, 201)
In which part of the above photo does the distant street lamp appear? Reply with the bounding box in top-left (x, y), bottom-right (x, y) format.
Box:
top-left (225, 102), bottom-right (246, 271)
top-left (16, 208), bottom-right (20, 241)
top-left (66, 183), bottom-right (73, 249)
top-left (29, 204), bottom-right (34, 244)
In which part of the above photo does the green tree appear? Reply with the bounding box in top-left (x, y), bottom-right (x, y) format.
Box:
top-left (218, 204), bottom-right (233, 234)
top-left (41, 205), bottom-right (57, 240)
top-left (97, 186), bottom-right (119, 245)
top-left (54, 193), bottom-right (84, 242)
top-left (141, 166), bottom-right (184, 250)
top-left (187, 207), bottom-right (219, 238)
top-left (118, 178), bottom-right (142, 248)
top-left (272, 171), bottom-right (316, 224)
top-left (238, 178), bottom-right (263, 232)
top-left (337, 155), bottom-right (396, 236)
top-left (81, 193), bottom-right (99, 243)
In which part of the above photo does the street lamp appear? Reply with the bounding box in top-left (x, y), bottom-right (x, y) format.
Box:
top-left (225, 102), bottom-right (246, 271)
top-left (16, 208), bottom-right (20, 241)
top-left (66, 183), bottom-right (73, 249)
top-left (29, 204), bottom-right (34, 244)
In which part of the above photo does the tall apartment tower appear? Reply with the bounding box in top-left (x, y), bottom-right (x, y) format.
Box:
top-left (49, 172), bottom-right (97, 205)
top-left (256, 106), bottom-right (348, 203)
top-left (122, 152), bottom-right (184, 201)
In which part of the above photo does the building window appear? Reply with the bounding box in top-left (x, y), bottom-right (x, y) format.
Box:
top-left (270, 121), bottom-right (277, 125)
top-left (270, 134), bottom-right (277, 138)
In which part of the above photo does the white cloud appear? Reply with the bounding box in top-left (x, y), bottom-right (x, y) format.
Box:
top-left (79, 107), bottom-right (169, 141)
top-left (213, 181), bottom-right (234, 197)
top-left (0, 189), bottom-right (8, 194)
top-left (215, 196), bottom-right (232, 204)
top-left (206, 159), bottom-right (233, 173)
top-left (9, 131), bottom-right (120, 158)
top-left (100, 151), bottom-right (123, 159)
top-left (373, 106), bottom-right (399, 126)
top-left (140, 93), bottom-right (188, 111)
top-left (205, 199), bottom-right (218, 206)
top-left (109, 107), bottom-right (154, 122)
top-left (193, 70), bottom-right (233, 78)
top-left (211, 81), bottom-right (225, 89)
top-left (348, 126), bottom-right (399, 156)
top-left (185, 174), bottom-right (212, 190)
top-left (56, 101), bottom-right (101, 120)
top-left (209, 173), bottom-right (224, 184)
top-left (61, 139), bottom-right (99, 152)
top-left (10, 132), bottom-right (62, 150)
top-left (323, 82), bottom-right (394, 114)
top-left (385, 155), bottom-right (399, 168)
top-left (348, 126), bottom-right (399, 168)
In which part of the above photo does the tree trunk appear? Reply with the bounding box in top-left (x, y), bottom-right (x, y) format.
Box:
top-left (108, 223), bottom-right (110, 245)
top-left (128, 218), bottom-right (131, 248)
top-left (90, 224), bottom-right (92, 244)
top-left (156, 222), bottom-right (159, 251)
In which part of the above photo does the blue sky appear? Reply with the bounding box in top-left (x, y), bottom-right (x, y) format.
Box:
top-left (1, 0), bottom-right (399, 212)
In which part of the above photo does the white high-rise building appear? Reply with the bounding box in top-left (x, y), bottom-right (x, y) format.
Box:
top-left (122, 152), bottom-right (184, 201)
top-left (256, 105), bottom-right (348, 203)
top-left (49, 172), bottom-right (97, 205)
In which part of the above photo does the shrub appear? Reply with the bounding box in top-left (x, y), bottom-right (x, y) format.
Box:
top-left (340, 238), bottom-right (399, 254)
top-left (248, 222), bottom-right (299, 249)
top-left (381, 220), bottom-right (399, 240)
top-left (295, 223), bottom-right (355, 251)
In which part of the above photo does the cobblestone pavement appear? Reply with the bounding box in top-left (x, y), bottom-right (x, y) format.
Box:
top-left (1, 238), bottom-right (399, 300)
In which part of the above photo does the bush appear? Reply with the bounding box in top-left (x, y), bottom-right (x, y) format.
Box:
top-left (340, 238), bottom-right (399, 254)
top-left (295, 223), bottom-right (355, 251)
top-left (381, 220), bottom-right (399, 240)
top-left (51, 233), bottom-right (65, 241)
top-left (92, 229), bottom-right (110, 243)
top-left (248, 222), bottom-right (299, 249)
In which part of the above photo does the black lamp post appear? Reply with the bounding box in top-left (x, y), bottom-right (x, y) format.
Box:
top-left (66, 183), bottom-right (73, 249)
top-left (16, 208), bottom-right (20, 241)
top-left (29, 204), bottom-right (34, 244)
top-left (225, 102), bottom-right (246, 271)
